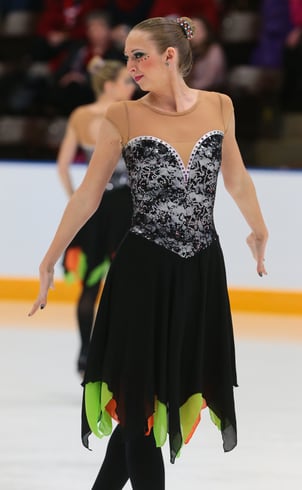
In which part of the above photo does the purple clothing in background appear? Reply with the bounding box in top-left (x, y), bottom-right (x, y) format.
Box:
top-left (250, 0), bottom-right (292, 68)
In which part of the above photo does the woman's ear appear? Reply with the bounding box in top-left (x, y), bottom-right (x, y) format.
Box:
top-left (164, 46), bottom-right (177, 65)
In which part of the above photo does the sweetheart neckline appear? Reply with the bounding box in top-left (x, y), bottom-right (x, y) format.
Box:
top-left (124, 130), bottom-right (224, 180)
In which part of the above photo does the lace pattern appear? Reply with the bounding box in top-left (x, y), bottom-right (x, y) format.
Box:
top-left (123, 131), bottom-right (224, 258)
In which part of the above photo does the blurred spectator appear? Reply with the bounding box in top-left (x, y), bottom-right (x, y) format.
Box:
top-left (186, 16), bottom-right (227, 91)
top-left (287, 0), bottom-right (302, 46)
top-left (149, 0), bottom-right (221, 31)
top-left (49, 9), bottom-right (123, 115)
top-left (111, 23), bottom-right (131, 52)
top-left (7, 9), bottom-right (123, 116)
top-left (0, 0), bottom-right (43, 36)
top-left (32, 0), bottom-right (105, 69)
top-left (281, 0), bottom-right (302, 110)
top-left (106, 0), bottom-right (154, 27)
top-left (249, 0), bottom-right (291, 68)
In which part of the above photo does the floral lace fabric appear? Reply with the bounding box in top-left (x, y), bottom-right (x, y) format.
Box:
top-left (123, 130), bottom-right (224, 258)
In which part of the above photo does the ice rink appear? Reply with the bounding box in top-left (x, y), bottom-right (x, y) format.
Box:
top-left (1, 301), bottom-right (301, 490)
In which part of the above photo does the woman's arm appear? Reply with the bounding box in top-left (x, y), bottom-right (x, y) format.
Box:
top-left (28, 119), bottom-right (122, 316)
top-left (57, 123), bottom-right (79, 198)
top-left (220, 95), bottom-right (268, 276)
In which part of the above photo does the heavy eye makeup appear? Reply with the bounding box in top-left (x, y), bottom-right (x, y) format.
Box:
top-left (124, 51), bottom-right (149, 62)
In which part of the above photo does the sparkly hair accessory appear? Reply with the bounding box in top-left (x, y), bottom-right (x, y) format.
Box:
top-left (176, 17), bottom-right (193, 40)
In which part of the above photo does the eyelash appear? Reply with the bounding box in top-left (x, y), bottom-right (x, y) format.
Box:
top-left (124, 52), bottom-right (146, 62)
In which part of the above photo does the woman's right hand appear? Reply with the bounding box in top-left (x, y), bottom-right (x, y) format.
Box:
top-left (28, 265), bottom-right (54, 317)
top-left (246, 231), bottom-right (268, 277)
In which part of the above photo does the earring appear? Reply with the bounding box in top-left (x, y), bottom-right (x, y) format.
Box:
top-left (165, 61), bottom-right (170, 67)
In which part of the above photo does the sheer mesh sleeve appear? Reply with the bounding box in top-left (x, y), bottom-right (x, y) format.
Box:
top-left (219, 93), bottom-right (234, 134)
top-left (105, 102), bottom-right (129, 146)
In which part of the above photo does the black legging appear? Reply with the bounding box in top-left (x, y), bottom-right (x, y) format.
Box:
top-left (76, 282), bottom-right (100, 372)
top-left (92, 426), bottom-right (165, 490)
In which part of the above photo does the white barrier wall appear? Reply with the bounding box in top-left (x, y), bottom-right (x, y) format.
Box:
top-left (1, 161), bottom-right (301, 291)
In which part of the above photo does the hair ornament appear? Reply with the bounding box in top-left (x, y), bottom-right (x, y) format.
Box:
top-left (176, 17), bottom-right (194, 40)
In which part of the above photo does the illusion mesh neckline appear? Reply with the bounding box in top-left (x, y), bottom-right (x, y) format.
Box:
top-left (138, 92), bottom-right (201, 117)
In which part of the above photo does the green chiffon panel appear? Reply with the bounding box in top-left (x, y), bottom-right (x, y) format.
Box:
top-left (85, 381), bottom-right (113, 438)
top-left (84, 381), bottom-right (223, 454)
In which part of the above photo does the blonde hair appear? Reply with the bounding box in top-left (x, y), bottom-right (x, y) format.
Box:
top-left (132, 16), bottom-right (195, 77)
top-left (87, 57), bottom-right (125, 96)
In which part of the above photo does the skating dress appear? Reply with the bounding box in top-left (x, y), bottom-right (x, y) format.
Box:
top-left (62, 106), bottom-right (132, 288)
top-left (81, 91), bottom-right (238, 463)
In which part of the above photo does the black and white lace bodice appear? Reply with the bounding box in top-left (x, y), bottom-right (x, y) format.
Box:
top-left (123, 130), bottom-right (224, 258)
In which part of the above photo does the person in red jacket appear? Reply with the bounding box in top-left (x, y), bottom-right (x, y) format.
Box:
top-left (49, 9), bottom-right (123, 115)
top-left (33, 0), bottom-right (108, 67)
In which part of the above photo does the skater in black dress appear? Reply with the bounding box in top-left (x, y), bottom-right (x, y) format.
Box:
top-left (56, 58), bottom-right (135, 374)
top-left (29, 16), bottom-right (268, 490)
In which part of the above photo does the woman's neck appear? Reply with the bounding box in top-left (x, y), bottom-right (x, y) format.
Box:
top-left (146, 81), bottom-right (198, 113)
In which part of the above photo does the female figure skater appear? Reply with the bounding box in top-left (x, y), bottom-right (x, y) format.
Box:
top-left (57, 57), bottom-right (135, 374)
top-left (29, 16), bottom-right (268, 489)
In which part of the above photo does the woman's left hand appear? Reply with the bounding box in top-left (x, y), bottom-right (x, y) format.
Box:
top-left (246, 232), bottom-right (268, 277)
top-left (28, 266), bottom-right (54, 317)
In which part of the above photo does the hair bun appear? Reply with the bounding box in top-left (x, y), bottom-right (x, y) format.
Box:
top-left (87, 56), bottom-right (106, 75)
top-left (176, 17), bottom-right (194, 40)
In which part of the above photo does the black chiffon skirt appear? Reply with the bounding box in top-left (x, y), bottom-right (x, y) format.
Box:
top-left (81, 232), bottom-right (238, 463)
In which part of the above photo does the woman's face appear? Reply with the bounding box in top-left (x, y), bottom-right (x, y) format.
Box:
top-left (112, 67), bottom-right (136, 101)
top-left (86, 18), bottom-right (111, 46)
top-left (124, 30), bottom-right (169, 92)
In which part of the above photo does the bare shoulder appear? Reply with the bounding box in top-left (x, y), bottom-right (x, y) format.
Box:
top-left (68, 104), bottom-right (92, 126)
top-left (71, 104), bottom-right (92, 117)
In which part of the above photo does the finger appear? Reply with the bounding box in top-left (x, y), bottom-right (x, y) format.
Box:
top-left (28, 301), bottom-right (40, 317)
top-left (28, 297), bottom-right (47, 317)
top-left (257, 259), bottom-right (267, 277)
